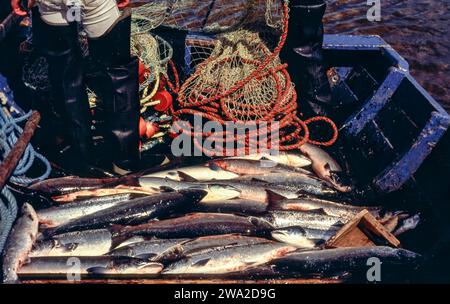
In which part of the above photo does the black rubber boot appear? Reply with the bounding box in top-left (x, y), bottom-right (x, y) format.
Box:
top-left (88, 10), bottom-right (140, 174)
top-left (281, 0), bottom-right (335, 117)
top-left (32, 8), bottom-right (93, 160)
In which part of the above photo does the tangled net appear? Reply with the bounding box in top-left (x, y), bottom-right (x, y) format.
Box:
top-left (131, 32), bottom-right (173, 93)
top-left (169, 0), bottom-right (338, 156)
top-left (131, 0), bottom-right (177, 35)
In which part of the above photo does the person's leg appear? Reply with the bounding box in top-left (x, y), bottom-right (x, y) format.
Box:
top-left (281, 0), bottom-right (336, 117)
top-left (32, 5), bottom-right (93, 160)
top-left (86, 7), bottom-right (140, 173)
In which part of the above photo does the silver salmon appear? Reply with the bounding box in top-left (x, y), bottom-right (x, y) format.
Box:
top-left (239, 172), bottom-right (334, 190)
top-left (108, 238), bottom-right (190, 261)
top-left (266, 192), bottom-right (375, 220)
top-left (180, 234), bottom-right (273, 257)
top-left (225, 152), bottom-right (312, 168)
top-left (37, 193), bottom-right (147, 228)
top-left (210, 159), bottom-right (312, 176)
top-left (138, 177), bottom-right (242, 202)
top-left (44, 190), bottom-right (207, 237)
top-left (116, 213), bottom-right (273, 239)
top-left (30, 229), bottom-right (114, 257)
top-left (259, 210), bottom-right (345, 230)
top-left (197, 198), bottom-right (268, 214)
top-left (162, 242), bottom-right (296, 275)
top-left (18, 256), bottom-right (163, 278)
top-left (271, 226), bottom-right (339, 248)
top-left (143, 164), bottom-right (239, 181)
top-left (199, 180), bottom-right (301, 202)
top-left (52, 187), bottom-right (159, 203)
top-left (2, 203), bottom-right (39, 283)
top-left (299, 143), bottom-right (352, 193)
top-left (29, 176), bottom-right (120, 196)
top-left (273, 246), bottom-right (421, 275)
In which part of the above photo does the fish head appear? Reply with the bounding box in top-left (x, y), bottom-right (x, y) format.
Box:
top-left (271, 227), bottom-right (317, 248)
top-left (248, 216), bottom-right (274, 231)
top-left (132, 261), bottom-right (164, 274)
top-left (272, 227), bottom-right (307, 238)
top-left (393, 214), bottom-right (421, 236)
top-left (329, 171), bottom-right (354, 193)
top-left (204, 184), bottom-right (241, 201)
top-left (113, 236), bottom-right (147, 250)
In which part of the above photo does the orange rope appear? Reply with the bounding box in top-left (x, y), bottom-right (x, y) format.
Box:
top-left (169, 0), bottom-right (338, 155)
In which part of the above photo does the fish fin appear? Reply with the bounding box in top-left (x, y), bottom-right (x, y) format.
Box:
top-left (266, 190), bottom-right (288, 209)
top-left (192, 258), bottom-right (210, 267)
top-left (86, 267), bottom-right (109, 275)
top-left (249, 216), bottom-right (275, 230)
top-left (135, 253), bottom-right (159, 260)
top-left (159, 186), bottom-right (176, 193)
top-left (177, 171), bottom-right (199, 182)
top-left (244, 261), bottom-right (259, 267)
top-left (250, 177), bottom-right (268, 183)
top-left (178, 189), bottom-right (208, 202)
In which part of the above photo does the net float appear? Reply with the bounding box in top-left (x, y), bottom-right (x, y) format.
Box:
top-left (152, 90), bottom-right (172, 112)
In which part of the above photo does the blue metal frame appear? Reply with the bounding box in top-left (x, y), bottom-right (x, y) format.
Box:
top-left (323, 34), bottom-right (450, 194)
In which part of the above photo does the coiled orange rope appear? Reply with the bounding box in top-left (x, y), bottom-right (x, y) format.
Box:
top-left (168, 0), bottom-right (338, 156)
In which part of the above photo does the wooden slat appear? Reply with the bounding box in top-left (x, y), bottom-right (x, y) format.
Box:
top-left (326, 210), bottom-right (401, 248)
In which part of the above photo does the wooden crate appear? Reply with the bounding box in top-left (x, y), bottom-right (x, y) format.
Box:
top-left (326, 210), bottom-right (401, 248)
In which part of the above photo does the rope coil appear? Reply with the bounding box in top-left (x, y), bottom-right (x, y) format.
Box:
top-left (169, 0), bottom-right (338, 156)
top-left (0, 81), bottom-right (52, 254)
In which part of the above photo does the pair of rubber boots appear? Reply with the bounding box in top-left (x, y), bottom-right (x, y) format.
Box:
top-left (281, 0), bottom-right (337, 117)
top-left (32, 8), bottom-right (139, 174)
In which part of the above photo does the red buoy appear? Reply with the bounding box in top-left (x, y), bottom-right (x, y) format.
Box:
top-left (145, 122), bottom-right (159, 139)
top-left (139, 117), bottom-right (147, 137)
top-left (153, 90), bottom-right (173, 112)
top-left (138, 60), bottom-right (149, 84)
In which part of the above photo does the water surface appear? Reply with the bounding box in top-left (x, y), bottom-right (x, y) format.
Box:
top-left (324, 0), bottom-right (449, 110)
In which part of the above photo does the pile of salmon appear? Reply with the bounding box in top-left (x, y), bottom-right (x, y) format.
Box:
top-left (1, 144), bottom-right (422, 283)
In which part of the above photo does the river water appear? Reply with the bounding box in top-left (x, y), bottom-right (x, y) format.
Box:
top-left (324, 0), bottom-right (450, 111)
